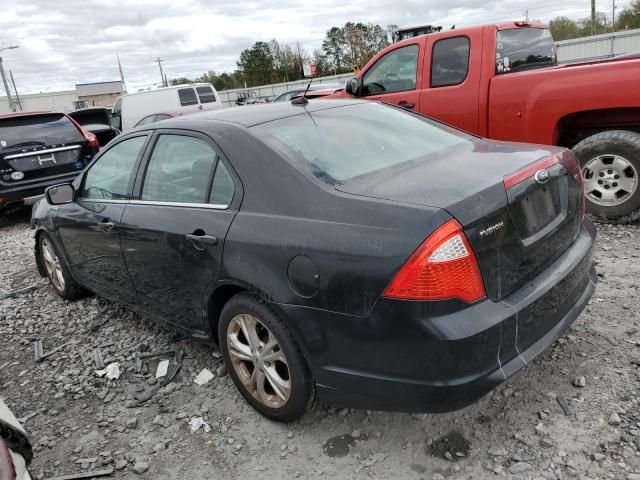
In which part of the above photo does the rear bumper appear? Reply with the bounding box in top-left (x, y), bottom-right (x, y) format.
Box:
top-left (276, 220), bottom-right (597, 412)
top-left (0, 172), bottom-right (80, 209)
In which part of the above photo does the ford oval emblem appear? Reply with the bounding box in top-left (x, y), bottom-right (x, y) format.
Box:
top-left (534, 169), bottom-right (550, 184)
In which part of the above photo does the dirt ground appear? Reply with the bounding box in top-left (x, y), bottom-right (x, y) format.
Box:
top-left (1, 209), bottom-right (639, 480)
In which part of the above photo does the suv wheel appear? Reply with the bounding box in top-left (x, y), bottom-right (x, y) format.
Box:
top-left (572, 130), bottom-right (640, 223)
top-left (218, 293), bottom-right (314, 422)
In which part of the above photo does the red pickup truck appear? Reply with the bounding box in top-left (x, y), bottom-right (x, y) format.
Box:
top-left (333, 21), bottom-right (640, 223)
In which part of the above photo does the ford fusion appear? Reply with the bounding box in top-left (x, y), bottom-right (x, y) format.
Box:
top-left (31, 100), bottom-right (597, 422)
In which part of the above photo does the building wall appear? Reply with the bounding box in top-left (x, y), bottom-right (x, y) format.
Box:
top-left (77, 92), bottom-right (121, 108)
top-left (0, 90), bottom-right (78, 114)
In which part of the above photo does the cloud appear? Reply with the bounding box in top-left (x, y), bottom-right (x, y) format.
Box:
top-left (0, 0), bottom-right (632, 93)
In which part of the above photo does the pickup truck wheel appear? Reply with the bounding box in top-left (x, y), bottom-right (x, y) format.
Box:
top-left (572, 130), bottom-right (640, 223)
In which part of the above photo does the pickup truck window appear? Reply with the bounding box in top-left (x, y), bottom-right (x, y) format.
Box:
top-left (362, 45), bottom-right (419, 95)
top-left (431, 36), bottom-right (470, 87)
top-left (496, 28), bottom-right (555, 74)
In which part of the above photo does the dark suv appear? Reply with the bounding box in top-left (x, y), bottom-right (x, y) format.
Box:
top-left (0, 112), bottom-right (98, 210)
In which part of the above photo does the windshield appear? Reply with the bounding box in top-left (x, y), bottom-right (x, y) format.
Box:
top-left (251, 102), bottom-right (472, 184)
top-left (496, 28), bottom-right (556, 74)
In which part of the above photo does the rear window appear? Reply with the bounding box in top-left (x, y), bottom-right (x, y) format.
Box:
top-left (196, 86), bottom-right (216, 103)
top-left (0, 114), bottom-right (84, 149)
top-left (251, 103), bottom-right (471, 184)
top-left (178, 88), bottom-right (198, 106)
top-left (496, 28), bottom-right (556, 74)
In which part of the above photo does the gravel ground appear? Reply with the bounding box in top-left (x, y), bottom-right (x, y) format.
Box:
top-left (1, 209), bottom-right (639, 480)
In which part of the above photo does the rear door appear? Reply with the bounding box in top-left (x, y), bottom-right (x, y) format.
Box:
top-left (119, 130), bottom-right (239, 331)
top-left (57, 133), bottom-right (151, 301)
top-left (177, 87), bottom-right (203, 114)
top-left (0, 113), bottom-right (90, 188)
top-left (359, 42), bottom-right (423, 111)
top-left (418, 31), bottom-right (482, 134)
top-left (195, 85), bottom-right (220, 110)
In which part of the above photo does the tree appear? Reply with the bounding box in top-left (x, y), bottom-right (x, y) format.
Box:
top-left (237, 41), bottom-right (275, 86)
top-left (549, 16), bottom-right (580, 41)
top-left (578, 12), bottom-right (608, 36)
top-left (321, 22), bottom-right (389, 74)
top-left (322, 26), bottom-right (346, 74)
top-left (616, 0), bottom-right (640, 30)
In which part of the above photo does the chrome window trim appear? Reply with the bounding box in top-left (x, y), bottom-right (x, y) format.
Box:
top-left (76, 198), bottom-right (129, 204)
top-left (129, 199), bottom-right (229, 210)
top-left (4, 145), bottom-right (82, 160)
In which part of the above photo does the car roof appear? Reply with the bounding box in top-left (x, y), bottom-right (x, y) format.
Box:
top-left (135, 99), bottom-right (367, 130)
top-left (0, 110), bottom-right (55, 119)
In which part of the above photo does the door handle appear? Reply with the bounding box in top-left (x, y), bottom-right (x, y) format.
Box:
top-left (186, 233), bottom-right (218, 246)
top-left (96, 219), bottom-right (115, 233)
top-left (398, 102), bottom-right (415, 110)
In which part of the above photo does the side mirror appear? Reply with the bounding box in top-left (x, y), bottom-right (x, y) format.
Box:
top-left (110, 113), bottom-right (122, 131)
top-left (46, 184), bottom-right (75, 205)
top-left (345, 77), bottom-right (361, 97)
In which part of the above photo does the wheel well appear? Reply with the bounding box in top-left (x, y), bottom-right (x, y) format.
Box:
top-left (206, 284), bottom-right (247, 344)
top-left (34, 229), bottom-right (47, 278)
top-left (555, 107), bottom-right (640, 149)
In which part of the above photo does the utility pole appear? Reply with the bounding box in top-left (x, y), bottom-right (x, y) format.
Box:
top-left (0, 57), bottom-right (15, 112)
top-left (156, 57), bottom-right (165, 87)
top-left (591, 0), bottom-right (597, 35)
top-left (9, 70), bottom-right (22, 111)
top-left (117, 53), bottom-right (127, 92)
top-left (612, 0), bottom-right (617, 32)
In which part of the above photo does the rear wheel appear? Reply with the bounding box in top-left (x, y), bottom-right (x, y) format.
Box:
top-left (38, 234), bottom-right (86, 300)
top-left (218, 293), bottom-right (314, 422)
top-left (572, 130), bottom-right (640, 223)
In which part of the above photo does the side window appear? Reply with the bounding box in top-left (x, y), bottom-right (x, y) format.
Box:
top-left (362, 45), bottom-right (419, 95)
top-left (209, 161), bottom-right (235, 206)
top-left (135, 115), bottom-right (156, 127)
top-left (196, 86), bottom-right (217, 103)
top-left (80, 136), bottom-right (146, 200)
top-left (142, 135), bottom-right (217, 203)
top-left (178, 88), bottom-right (198, 106)
top-left (431, 37), bottom-right (470, 87)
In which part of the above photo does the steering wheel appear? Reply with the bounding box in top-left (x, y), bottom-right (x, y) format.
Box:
top-left (367, 82), bottom-right (387, 92)
top-left (85, 186), bottom-right (113, 200)
top-left (384, 73), bottom-right (400, 82)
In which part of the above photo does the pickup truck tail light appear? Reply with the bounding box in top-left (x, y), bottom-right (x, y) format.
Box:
top-left (0, 436), bottom-right (16, 480)
top-left (383, 219), bottom-right (486, 303)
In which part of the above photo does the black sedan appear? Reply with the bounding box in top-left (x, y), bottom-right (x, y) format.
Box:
top-left (31, 100), bottom-right (597, 422)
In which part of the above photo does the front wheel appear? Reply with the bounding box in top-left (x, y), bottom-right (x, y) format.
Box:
top-left (218, 293), bottom-right (314, 422)
top-left (38, 234), bottom-right (86, 300)
top-left (572, 130), bottom-right (640, 223)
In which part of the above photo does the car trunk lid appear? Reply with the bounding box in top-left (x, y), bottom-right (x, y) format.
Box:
top-left (336, 140), bottom-right (584, 301)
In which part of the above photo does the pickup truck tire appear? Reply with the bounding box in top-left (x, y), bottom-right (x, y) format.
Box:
top-left (572, 130), bottom-right (640, 223)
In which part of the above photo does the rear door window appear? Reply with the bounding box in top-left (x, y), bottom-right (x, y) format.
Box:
top-left (141, 134), bottom-right (217, 203)
top-left (178, 88), bottom-right (198, 106)
top-left (209, 161), bottom-right (235, 206)
top-left (196, 86), bottom-right (217, 103)
top-left (80, 135), bottom-right (147, 200)
top-left (431, 37), bottom-right (470, 87)
top-left (496, 28), bottom-right (555, 74)
top-left (362, 44), bottom-right (419, 95)
top-left (0, 114), bottom-right (84, 149)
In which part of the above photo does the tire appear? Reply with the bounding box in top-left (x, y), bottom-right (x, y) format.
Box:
top-left (38, 233), bottom-right (87, 300)
top-left (572, 130), bottom-right (640, 223)
top-left (218, 293), bottom-right (314, 422)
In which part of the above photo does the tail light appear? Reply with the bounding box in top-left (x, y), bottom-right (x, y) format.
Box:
top-left (0, 436), bottom-right (16, 480)
top-left (383, 219), bottom-right (486, 303)
top-left (66, 115), bottom-right (99, 148)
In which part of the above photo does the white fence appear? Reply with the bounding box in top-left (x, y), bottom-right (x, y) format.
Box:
top-left (556, 28), bottom-right (640, 64)
top-left (217, 73), bottom-right (354, 107)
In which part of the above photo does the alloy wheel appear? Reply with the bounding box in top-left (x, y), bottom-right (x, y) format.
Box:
top-left (226, 313), bottom-right (291, 408)
top-left (583, 154), bottom-right (638, 207)
top-left (41, 238), bottom-right (65, 292)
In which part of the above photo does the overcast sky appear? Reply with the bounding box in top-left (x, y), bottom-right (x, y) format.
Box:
top-left (0, 0), bottom-right (631, 94)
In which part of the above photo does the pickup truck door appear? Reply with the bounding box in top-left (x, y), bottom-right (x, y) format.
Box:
top-left (418, 31), bottom-right (483, 135)
top-left (358, 41), bottom-right (424, 111)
